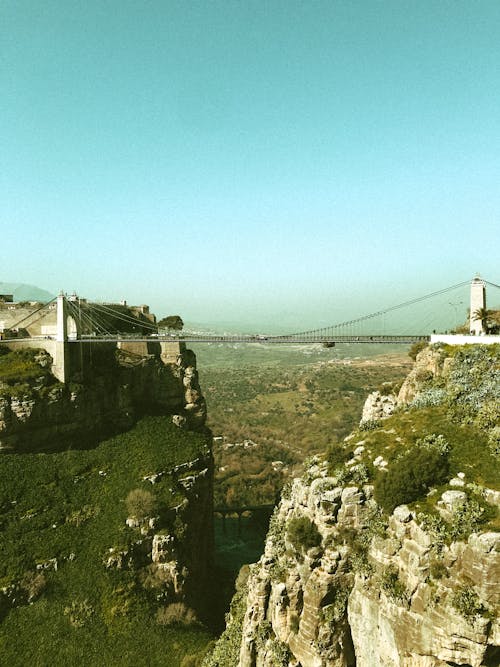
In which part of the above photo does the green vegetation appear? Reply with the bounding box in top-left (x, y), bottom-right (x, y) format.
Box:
top-left (451, 586), bottom-right (488, 622)
top-left (0, 416), bottom-right (213, 666)
top-left (254, 620), bottom-right (292, 665)
top-left (320, 579), bottom-right (351, 624)
top-left (158, 315), bottom-right (184, 330)
top-left (196, 348), bottom-right (411, 507)
top-left (472, 308), bottom-right (500, 334)
top-left (380, 567), bottom-right (408, 604)
top-left (408, 340), bottom-right (428, 360)
top-left (341, 345), bottom-right (499, 533)
top-left (337, 507), bottom-right (387, 575)
top-left (125, 488), bottom-right (157, 520)
top-left (326, 443), bottom-right (352, 474)
top-left (0, 348), bottom-right (56, 390)
top-left (286, 516), bottom-right (322, 554)
top-left (374, 435), bottom-right (450, 512)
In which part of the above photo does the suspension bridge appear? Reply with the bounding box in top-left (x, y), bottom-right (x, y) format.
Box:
top-left (1, 277), bottom-right (498, 382)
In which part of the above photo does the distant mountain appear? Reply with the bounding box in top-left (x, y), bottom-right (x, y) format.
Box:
top-left (0, 282), bottom-right (55, 303)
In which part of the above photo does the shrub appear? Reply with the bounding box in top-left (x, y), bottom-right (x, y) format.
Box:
top-left (408, 341), bottom-right (428, 360)
top-left (380, 567), bottom-right (407, 604)
top-left (359, 419), bottom-right (380, 431)
top-left (417, 512), bottom-right (447, 554)
top-left (326, 443), bottom-right (351, 474)
top-left (268, 508), bottom-right (286, 553)
top-left (446, 346), bottom-right (500, 425)
top-left (474, 400), bottom-right (500, 431)
top-left (287, 516), bottom-right (322, 553)
top-left (64, 599), bottom-right (94, 628)
top-left (374, 440), bottom-right (449, 512)
top-left (409, 388), bottom-right (447, 409)
top-left (156, 602), bottom-right (198, 627)
top-left (270, 639), bottom-right (292, 666)
top-left (349, 462), bottom-right (371, 484)
top-left (418, 433), bottom-right (450, 455)
top-left (429, 559), bottom-right (447, 580)
top-left (125, 488), bottom-right (156, 520)
top-left (320, 581), bottom-right (350, 624)
top-left (19, 571), bottom-right (46, 602)
top-left (448, 498), bottom-right (487, 540)
top-left (451, 586), bottom-right (486, 621)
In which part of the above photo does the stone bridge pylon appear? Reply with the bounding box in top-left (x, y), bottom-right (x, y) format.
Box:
top-left (51, 293), bottom-right (82, 383)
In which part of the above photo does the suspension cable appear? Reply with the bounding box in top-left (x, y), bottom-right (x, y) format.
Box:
top-left (69, 301), bottom-right (113, 336)
top-left (281, 280), bottom-right (471, 339)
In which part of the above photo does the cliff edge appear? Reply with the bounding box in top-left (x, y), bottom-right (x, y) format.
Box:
top-left (206, 343), bottom-right (500, 667)
top-left (0, 342), bottom-right (206, 452)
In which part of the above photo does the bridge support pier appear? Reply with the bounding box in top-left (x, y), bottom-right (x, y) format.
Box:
top-left (51, 294), bottom-right (70, 383)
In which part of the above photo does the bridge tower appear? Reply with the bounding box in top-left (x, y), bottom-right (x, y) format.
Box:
top-left (52, 293), bottom-right (70, 383)
top-left (469, 276), bottom-right (486, 335)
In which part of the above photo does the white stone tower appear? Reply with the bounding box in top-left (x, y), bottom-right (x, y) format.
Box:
top-left (469, 276), bottom-right (486, 335)
top-left (53, 293), bottom-right (70, 382)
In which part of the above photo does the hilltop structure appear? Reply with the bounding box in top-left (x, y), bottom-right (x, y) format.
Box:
top-left (470, 276), bottom-right (487, 335)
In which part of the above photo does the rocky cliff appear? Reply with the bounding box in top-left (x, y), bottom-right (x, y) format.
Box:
top-left (206, 344), bottom-right (500, 667)
top-left (105, 441), bottom-right (214, 614)
top-left (0, 342), bottom-right (206, 452)
top-left (0, 336), bottom-right (215, 663)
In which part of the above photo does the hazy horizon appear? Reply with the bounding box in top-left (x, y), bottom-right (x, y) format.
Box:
top-left (2, 2), bottom-right (499, 326)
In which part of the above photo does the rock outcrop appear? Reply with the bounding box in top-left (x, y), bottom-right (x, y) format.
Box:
top-left (105, 450), bottom-right (214, 609)
top-left (207, 344), bottom-right (500, 667)
top-left (397, 346), bottom-right (450, 406)
top-left (0, 343), bottom-right (206, 452)
top-left (360, 391), bottom-right (397, 424)
top-left (213, 466), bottom-right (499, 667)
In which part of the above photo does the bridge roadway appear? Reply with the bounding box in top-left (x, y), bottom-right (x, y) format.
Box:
top-left (71, 334), bottom-right (430, 345)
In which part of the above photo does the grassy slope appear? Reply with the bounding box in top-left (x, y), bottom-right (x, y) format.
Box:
top-left (0, 417), bottom-right (212, 666)
top-left (334, 344), bottom-right (500, 531)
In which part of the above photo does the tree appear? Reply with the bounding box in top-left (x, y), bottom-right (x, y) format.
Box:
top-left (472, 308), bottom-right (494, 334)
top-left (158, 315), bottom-right (184, 331)
top-left (125, 488), bottom-right (156, 520)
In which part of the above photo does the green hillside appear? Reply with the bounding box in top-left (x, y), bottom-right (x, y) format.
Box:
top-left (0, 417), bottom-right (213, 666)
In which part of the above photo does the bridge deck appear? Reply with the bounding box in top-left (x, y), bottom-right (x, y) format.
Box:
top-left (63, 334), bottom-right (430, 344)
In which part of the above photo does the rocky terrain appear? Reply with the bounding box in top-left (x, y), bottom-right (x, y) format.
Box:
top-left (206, 343), bottom-right (500, 666)
top-left (0, 343), bottom-right (206, 452)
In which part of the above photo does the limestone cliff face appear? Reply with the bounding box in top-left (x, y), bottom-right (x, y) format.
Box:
top-left (0, 343), bottom-right (206, 452)
top-left (219, 467), bottom-right (499, 667)
top-left (396, 347), bottom-right (451, 406)
top-left (207, 345), bottom-right (499, 667)
top-left (360, 346), bottom-right (456, 426)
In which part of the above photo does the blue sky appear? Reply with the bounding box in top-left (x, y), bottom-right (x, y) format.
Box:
top-left (1, 1), bottom-right (499, 330)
